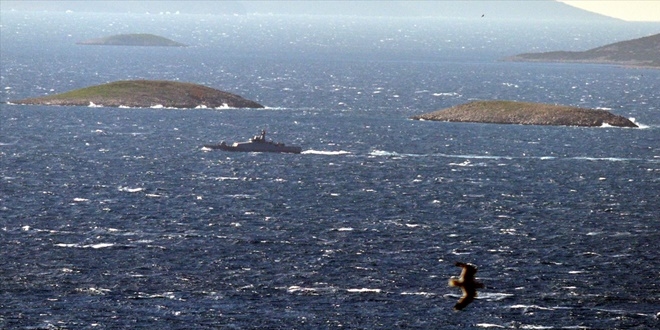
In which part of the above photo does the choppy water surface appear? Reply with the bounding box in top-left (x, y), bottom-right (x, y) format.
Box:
top-left (1, 11), bottom-right (659, 329)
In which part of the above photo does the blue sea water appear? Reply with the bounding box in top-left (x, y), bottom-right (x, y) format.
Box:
top-left (1, 11), bottom-right (659, 329)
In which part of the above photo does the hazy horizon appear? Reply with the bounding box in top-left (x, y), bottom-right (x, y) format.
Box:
top-left (0, 0), bottom-right (631, 22)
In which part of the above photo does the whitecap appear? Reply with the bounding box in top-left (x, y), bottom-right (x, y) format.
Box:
top-left (55, 241), bottom-right (134, 249)
top-left (227, 194), bottom-right (253, 199)
top-left (573, 156), bottom-right (638, 162)
top-left (72, 198), bottom-right (90, 202)
top-left (510, 304), bottom-right (557, 311)
top-left (476, 324), bottom-right (506, 328)
top-left (118, 186), bottom-right (144, 193)
top-left (55, 243), bottom-right (79, 248)
top-left (131, 292), bottom-right (179, 300)
top-left (370, 150), bottom-right (400, 157)
top-left (287, 286), bottom-right (319, 294)
top-left (88, 102), bottom-right (103, 108)
top-left (630, 118), bottom-right (650, 129)
top-left (213, 176), bottom-right (242, 181)
top-left (346, 288), bottom-right (381, 293)
top-left (449, 160), bottom-right (472, 167)
top-left (480, 292), bottom-right (514, 301)
top-left (302, 150), bottom-right (351, 155)
top-left (451, 248), bottom-right (472, 255)
top-left (432, 92), bottom-right (460, 97)
top-left (89, 243), bottom-right (115, 249)
top-left (518, 325), bottom-right (553, 329)
top-left (76, 287), bottom-right (111, 295)
top-left (400, 291), bottom-right (435, 297)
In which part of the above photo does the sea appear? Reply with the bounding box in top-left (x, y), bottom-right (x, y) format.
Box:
top-left (1, 11), bottom-right (659, 329)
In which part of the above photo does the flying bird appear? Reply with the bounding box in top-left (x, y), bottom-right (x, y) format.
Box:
top-left (448, 262), bottom-right (484, 310)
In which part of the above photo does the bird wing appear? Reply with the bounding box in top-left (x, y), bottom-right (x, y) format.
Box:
top-left (454, 286), bottom-right (476, 310)
top-left (457, 263), bottom-right (476, 281)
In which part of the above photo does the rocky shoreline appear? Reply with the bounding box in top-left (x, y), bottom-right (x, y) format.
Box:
top-left (410, 100), bottom-right (637, 128)
top-left (11, 80), bottom-right (264, 109)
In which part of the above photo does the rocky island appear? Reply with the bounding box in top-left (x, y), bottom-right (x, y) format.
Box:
top-left (76, 34), bottom-right (187, 47)
top-left (506, 33), bottom-right (660, 69)
top-left (12, 80), bottom-right (264, 109)
top-left (410, 100), bottom-right (637, 128)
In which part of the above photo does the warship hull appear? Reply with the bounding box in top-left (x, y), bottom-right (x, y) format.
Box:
top-left (204, 142), bottom-right (302, 154)
top-left (204, 130), bottom-right (301, 154)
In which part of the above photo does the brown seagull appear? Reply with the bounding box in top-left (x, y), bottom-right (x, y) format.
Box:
top-left (448, 262), bottom-right (484, 310)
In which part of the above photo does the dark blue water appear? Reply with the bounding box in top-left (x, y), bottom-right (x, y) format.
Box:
top-left (1, 11), bottom-right (659, 329)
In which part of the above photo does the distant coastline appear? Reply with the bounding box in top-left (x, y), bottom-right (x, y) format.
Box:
top-left (410, 100), bottom-right (638, 128)
top-left (505, 33), bottom-right (660, 69)
top-left (76, 34), bottom-right (187, 47)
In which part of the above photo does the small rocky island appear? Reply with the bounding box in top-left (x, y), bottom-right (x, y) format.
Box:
top-left (506, 33), bottom-right (660, 68)
top-left (12, 80), bottom-right (264, 109)
top-left (410, 100), bottom-right (637, 128)
top-left (76, 33), bottom-right (187, 47)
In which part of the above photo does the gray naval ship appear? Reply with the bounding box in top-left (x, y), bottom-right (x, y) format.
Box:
top-left (204, 130), bottom-right (302, 154)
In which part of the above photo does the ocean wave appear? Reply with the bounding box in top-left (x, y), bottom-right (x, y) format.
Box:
top-left (480, 292), bottom-right (515, 301)
top-left (509, 304), bottom-right (571, 311)
top-left (346, 288), bottom-right (382, 293)
top-left (302, 149), bottom-right (351, 155)
top-left (54, 243), bottom-right (128, 249)
top-left (400, 291), bottom-right (435, 297)
top-left (476, 324), bottom-right (506, 329)
top-left (118, 186), bottom-right (145, 193)
top-left (368, 149), bottom-right (658, 163)
top-left (369, 150), bottom-right (424, 157)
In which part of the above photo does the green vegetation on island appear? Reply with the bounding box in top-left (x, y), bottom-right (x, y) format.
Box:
top-left (410, 100), bottom-right (637, 128)
top-left (76, 34), bottom-right (187, 47)
top-left (12, 80), bottom-right (264, 109)
top-left (506, 33), bottom-right (660, 68)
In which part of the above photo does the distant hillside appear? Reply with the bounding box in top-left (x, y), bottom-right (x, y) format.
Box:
top-left (506, 33), bottom-right (660, 68)
top-left (77, 34), bottom-right (186, 47)
top-left (2, 0), bottom-right (619, 21)
top-left (12, 80), bottom-right (264, 109)
top-left (410, 100), bottom-right (637, 128)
